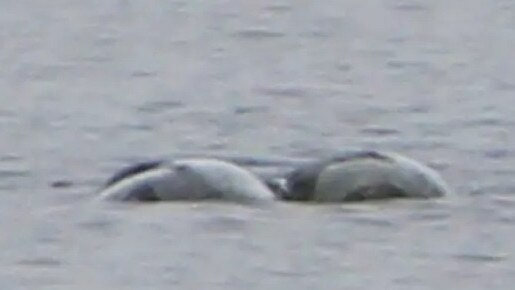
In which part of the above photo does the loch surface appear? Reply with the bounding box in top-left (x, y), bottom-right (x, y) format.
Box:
top-left (1, 1), bottom-right (515, 289)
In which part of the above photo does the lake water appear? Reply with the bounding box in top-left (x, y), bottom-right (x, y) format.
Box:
top-left (2, 0), bottom-right (515, 289)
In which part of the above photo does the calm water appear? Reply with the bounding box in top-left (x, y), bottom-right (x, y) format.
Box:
top-left (2, 0), bottom-right (515, 289)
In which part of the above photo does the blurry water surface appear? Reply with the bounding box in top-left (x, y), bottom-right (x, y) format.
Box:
top-left (2, 0), bottom-right (515, 289)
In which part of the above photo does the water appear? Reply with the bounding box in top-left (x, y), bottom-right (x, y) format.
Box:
top-left (1, 0), bottom-right (515, 289)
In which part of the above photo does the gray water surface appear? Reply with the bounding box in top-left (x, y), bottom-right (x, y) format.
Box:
top-left (2, 0), bottom-right (515, 289)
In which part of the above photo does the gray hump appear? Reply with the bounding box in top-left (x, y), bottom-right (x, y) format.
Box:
top-left (282, 150), bottom-right (393, 201)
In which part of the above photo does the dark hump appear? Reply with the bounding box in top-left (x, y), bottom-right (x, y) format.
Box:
top-left (283, 161), bottom-right (328, 201)
top-left (125, 183), bottom-right (160, 202)
top-left (329, 150), bottom-right (391, 163)
top-left (104, 160), bottom-right (164, 188)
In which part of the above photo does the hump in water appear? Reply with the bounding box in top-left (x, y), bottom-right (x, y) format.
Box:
top-left (97, 158), bottom-right (277, 203)
top-left (278, 150), bottom-right (452, 202)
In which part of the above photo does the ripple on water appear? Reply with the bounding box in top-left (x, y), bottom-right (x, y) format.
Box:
top-left (195, 215), bottom-right (250, 233)
top-left (232, 105), bottom-right (269, 115)
top-left (130, 70), bottom-right (158, 78)
top-left (16, 257), bottom-right (62, 267)
top-left (118, 122), bottom-right (154, 132)
top-left (0, 168), bottom-right (30, 178)
top-left (344, 212), bottom-right (400, 228)
top-left (359, 126), bottom-right (400, 137)
top-left (470, 184), bottom-right (515, 196)
top-left (386, 60), bottom-right (431, 70)
top-left (0, 168), bottom-right (31, 190)
top-left (491, 195), bottom-right (515, 209)
top-left (76, 217), bottom-right (119, 234)
top-left (407, 209), bottom-right (451, 223)
top-left (459, 116), bottom-right (514, 128)
top-left (483, 148), bottom-right (513, 160)
top-left (264, 3), bottom-right (291, 13)
top-left (0, 154), bottom-right (23, 162)
top-left (390, 1), bottom-right (429, 12)
top-left (231, 28), bottom-right (286, 40)
top-left (451, 253), bottom-right (507, 263)
top-left (255, 85), bottom-right (310, 98)
top-left (136, 100), bottom-right (185, 114)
